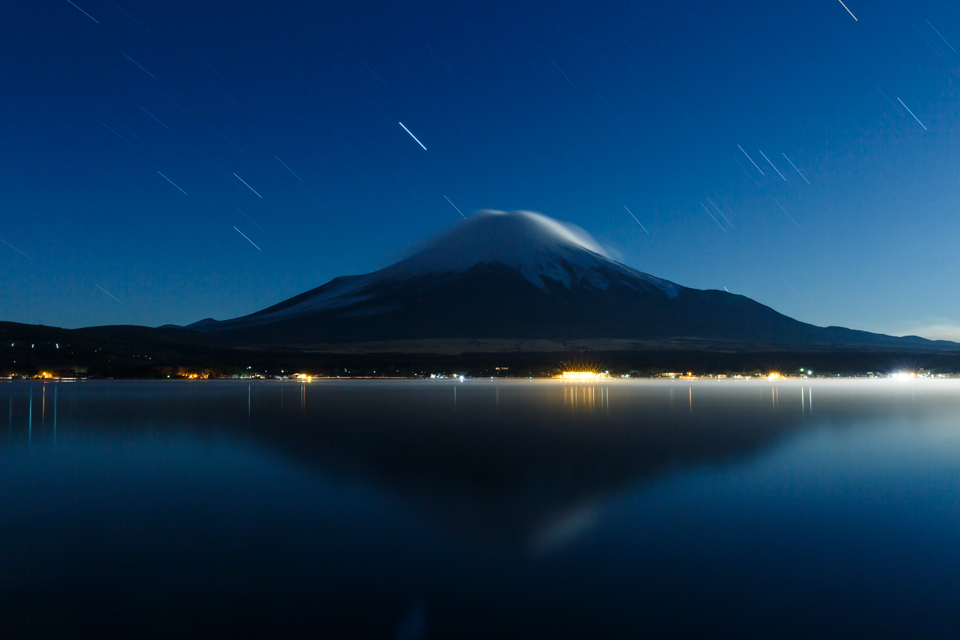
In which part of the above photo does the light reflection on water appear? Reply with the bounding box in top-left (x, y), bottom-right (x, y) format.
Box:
top-left (1, 379), bottom-right (960, 638)
top-left (562, 384), bottom-right (611, 414)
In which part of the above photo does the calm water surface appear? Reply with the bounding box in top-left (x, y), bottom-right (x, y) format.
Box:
top-left (2, 379), bottom-right (959, 638)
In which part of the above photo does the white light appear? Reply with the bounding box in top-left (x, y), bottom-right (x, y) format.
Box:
top-left (399, 122), bottom-right (427, 150)
top-left (562, 371), bottom-right (600, 380)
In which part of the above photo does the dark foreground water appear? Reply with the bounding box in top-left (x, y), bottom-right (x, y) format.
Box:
top-left (2, 379), bottom-right (959, 639)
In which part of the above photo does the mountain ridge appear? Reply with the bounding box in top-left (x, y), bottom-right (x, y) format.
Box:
top-left (184, 210), bottom-right (959, 352)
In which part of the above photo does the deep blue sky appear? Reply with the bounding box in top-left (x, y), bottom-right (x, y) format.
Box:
top-left (2, 0), bottom-right (959, 338)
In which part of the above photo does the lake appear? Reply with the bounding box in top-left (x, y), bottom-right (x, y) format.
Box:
top-left (2, 379), bottom-right (959, 638)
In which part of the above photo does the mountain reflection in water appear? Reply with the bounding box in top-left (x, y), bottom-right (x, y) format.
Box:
top-left (2, 379), bottom-right (959, 639)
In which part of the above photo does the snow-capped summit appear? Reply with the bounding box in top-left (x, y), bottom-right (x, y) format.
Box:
top-left (391, 210), bottom-right (677, 295)
top-left (395, 209), bottom-right (610, 286)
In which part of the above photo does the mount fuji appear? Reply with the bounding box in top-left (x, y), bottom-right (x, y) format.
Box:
top-left (189, 210), bottom-right (952, 353)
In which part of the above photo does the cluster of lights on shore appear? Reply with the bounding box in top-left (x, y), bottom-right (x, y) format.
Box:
top-left (561, 371), bottom-right (609, 380)
top-left (13, 369), bottom-right (932, 381)
top-left (287, 370), bottom-right (792, 382)
top-left (891, 371), bottom-right (918, 381)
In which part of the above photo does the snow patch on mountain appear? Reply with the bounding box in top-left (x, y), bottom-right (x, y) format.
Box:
top-left (389, 210), bottom-right (677, 294)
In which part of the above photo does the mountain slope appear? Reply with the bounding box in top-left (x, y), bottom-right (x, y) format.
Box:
top-left (190, 210), bottom-right (955, 351)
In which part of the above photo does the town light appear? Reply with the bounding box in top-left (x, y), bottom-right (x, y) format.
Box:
top-left (562, 371), bottom-right (601, 380)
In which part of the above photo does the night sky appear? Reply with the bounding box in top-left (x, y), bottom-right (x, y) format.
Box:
top-left (2, 1), bottom-right (959, 339)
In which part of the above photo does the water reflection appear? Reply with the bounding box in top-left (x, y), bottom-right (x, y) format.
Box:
top-left (9, 384), bottom-right (64, 448)
top-left (1, 379), bottom-right (947, 547)
top-left (561, 383), bottom-right (610, 415)
top-left (2, 379), bottom-right (959, 638)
